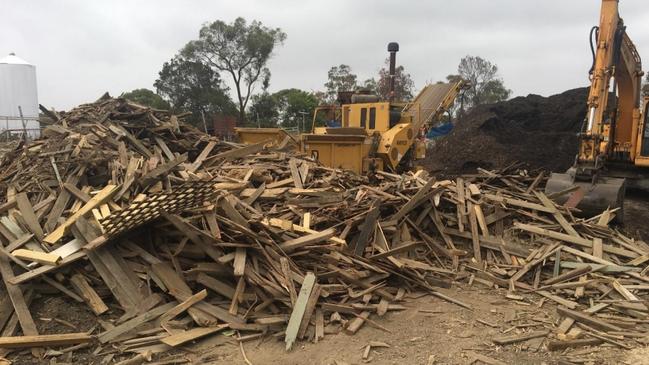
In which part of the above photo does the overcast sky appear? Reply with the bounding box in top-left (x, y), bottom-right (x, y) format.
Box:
top-left (3, 0), bottom-right (649, 111)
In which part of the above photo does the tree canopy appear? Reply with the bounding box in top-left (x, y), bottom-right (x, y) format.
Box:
top-left (120, 89), bottom-right (170, 110)
top-left (248, 92), bottom-right (280, 128)
top-left (247, 88), bottom-right (318, 131)
top-left (323, 60), bottom-right (415, 103)
top-left (376, 57), bottom-right (414, 101)
top-left (324, 64), bottom-right (358, 103)
top-left (154, 56), bottom-right (236, 126)
top-left (449, 55), bottom-right (511, 114)
top-left (182, 17), bottom-right (286, 123)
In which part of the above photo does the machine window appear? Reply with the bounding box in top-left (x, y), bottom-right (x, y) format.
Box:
top-left (360, 108), bottom-right (367, 128)
top-left (369, 107), bottom-right (376, 129)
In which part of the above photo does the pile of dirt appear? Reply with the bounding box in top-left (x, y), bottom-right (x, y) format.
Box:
top-left (425, 87), bottom-right (589, 175)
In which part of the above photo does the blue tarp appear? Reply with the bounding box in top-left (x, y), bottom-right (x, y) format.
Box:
top-left (426, 122), bottom-right (453, 139)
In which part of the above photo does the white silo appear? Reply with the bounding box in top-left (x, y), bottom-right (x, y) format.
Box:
top-left (0, 53), bottom-right (40, 139)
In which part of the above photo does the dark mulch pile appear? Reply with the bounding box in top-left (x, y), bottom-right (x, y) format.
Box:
top-left (425, 87), bottom-right (589, 175)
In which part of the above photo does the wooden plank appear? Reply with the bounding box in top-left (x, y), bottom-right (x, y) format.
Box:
top-left (233, 248), bottom-right (246, 277)
top-left (140, 153), bottom-right (188, 186)
top-left (5, 234), bottom-right (34, 253)
top-left (15, 193), bottom-right (44, 239)
top-left (45, 172), bottom-right (81, 232)
top-left (315, 309), bottom-right (324, 342)
top-left (368, 241), bottom-right (424, 260)
top-left (466, 352), bottom-right (507, 365)
top-left (353, 205), bottom-right (380, 256)
top-left (0, 253), bottom-right (42, 357)
top-left (152, 263), bottom-right (244, 325)
top-left (44, 184), bottom-right (118, 244)
top-left (188, 141), bottom-right (217, 173)
top-left (218, 196), bottom-right (249, 229)
top-left (70, 274), bottom-right (109, 315)
top-left (196, 273), bottom-right (237, 300)
top-left (484, 194), bottom-right (555, 213)
top-left (160, 289), bottom-right (208, 324)
top-left (76, 217), bottom-right (144, 312)
top-left (98, 302), bottom-right (177, 343)
top-left (556, 306), bottom-right (622, 332)
top-left (9, 251), bottom-right (86, 285)
top-left (11, 249), bottom-right (61, 266)
top-left (393, 178), bottom-right (435, 221)
top-left (345, 311), bottom-right (370, 335)
top-left (525, 171), bottom-right (545, 193)
top-left (229, 276), bottom-right (245, 315)
top-left (593, 238), bottom-right (603, 259)
top-left (297, 284), bottom-right (321, 340)
top-left (456, 178), bottom-right (465, 232)
top-left (0, 333), bottom-right (92, 348)
top-left (207, 141), bottom-right (265, 162)
top-left (515, 223), bottom-right (636, 258)
top-left (473, 204), bottom-right (489, 236)
top-left (161, 325), bottom-right (228, 347)
top-left (285, 272), bottom-right (316, 351)
top-left (280, 257), bottom-right (297, 306)
top-left (543, 265), bottom-right (591, 286)
top-left (279, 229), bottom-right (336, 253)
top-left (63, 183), bottom-right (91, 203)
top-left (492, 330), bottom-right (549, 345)
top-left (548, 338), bottom-right (603, 351)
top-left (288, 159), bottom-right (303, 189)
top-left (535, 191), bottom-right (581, 238)
top-left (468, 203), bottom-right (482, 263)
top-left (537, 290), bottom-right (579, 309)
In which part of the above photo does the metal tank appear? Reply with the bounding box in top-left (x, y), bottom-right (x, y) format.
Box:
top-left (0, 53), bottom-right (40, 139)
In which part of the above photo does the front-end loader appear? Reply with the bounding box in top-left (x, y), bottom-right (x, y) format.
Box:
top-left (546, 0), bottom-right (649, 222)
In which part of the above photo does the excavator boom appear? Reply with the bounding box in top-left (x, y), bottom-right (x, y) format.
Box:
top-left (546, 0), bottom-right (646, 221)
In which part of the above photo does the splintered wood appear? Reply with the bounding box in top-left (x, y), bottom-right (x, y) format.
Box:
top-left (0, 96), bottom-right (647, 363)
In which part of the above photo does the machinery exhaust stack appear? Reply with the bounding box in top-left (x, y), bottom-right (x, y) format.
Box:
top-left (387, 42), bottom-right (399, 102)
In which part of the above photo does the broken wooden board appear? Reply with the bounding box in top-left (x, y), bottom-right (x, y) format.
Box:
top-left (285, 272), bottom-right (316, 351)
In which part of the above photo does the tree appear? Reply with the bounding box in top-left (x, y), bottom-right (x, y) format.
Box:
top-left (274, 89), bottom-right (319, 131)
top-left (450, 56), bottom-right (511, 114)
top-left (376, 58), bottom-right (415, 101)
top-left (154, 56), bottom-right (236, 126)
top-left (324, 64), bottom-right (358, 103)
top-left (120, 89), bottom-right (170, 109)
top-left (360, 78), bottom-right (378, 94)
top-left (247, 89), bottom-right (319, 130)
top-left (248, 92), bottom-right (279, 127)
top-left (182, 17), bottom-right (286, 123)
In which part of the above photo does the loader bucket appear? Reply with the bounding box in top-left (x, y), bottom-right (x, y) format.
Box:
top-left (545, 170), bottom-right (625, 223)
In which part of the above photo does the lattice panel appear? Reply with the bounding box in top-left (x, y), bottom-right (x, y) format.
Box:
top-left (100, 180), bottom-right (217, 237)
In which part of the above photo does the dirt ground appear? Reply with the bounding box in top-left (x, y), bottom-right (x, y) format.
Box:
top-left (149, 285), bottom-right (645, 365)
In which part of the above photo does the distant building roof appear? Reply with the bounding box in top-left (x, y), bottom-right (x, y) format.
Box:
top-left (0, 53), bottom-right (33, 65)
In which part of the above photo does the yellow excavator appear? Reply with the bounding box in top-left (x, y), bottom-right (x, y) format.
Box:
top-left (546, 0), bottom-right (649, 221)
top-left (235, 43), bottom-right (467, 174)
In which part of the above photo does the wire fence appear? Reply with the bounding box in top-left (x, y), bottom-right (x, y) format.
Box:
top-left (0, 116), bottom-right (42, 141)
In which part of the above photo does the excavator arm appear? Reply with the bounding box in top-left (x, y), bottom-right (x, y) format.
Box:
top-left (546, 0), bottom-right (644, 222)
top-left (578, 0), bottom-right (643, 173)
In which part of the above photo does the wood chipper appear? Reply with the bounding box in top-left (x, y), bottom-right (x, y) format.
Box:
top-left (302, 42), bottom-right (468, 174)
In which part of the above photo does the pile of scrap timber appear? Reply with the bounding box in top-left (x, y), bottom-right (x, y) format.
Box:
top-left (0, 97), bottom-right (647, 363)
